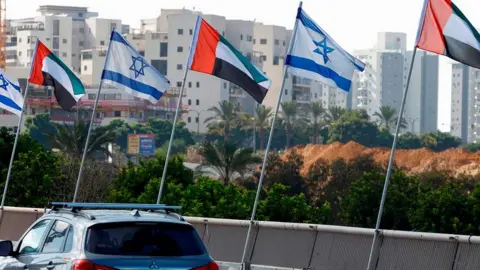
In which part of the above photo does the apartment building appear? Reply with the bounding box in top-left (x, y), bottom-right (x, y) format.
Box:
top-left (403, 51), bottom-right (439, 133)
top-left (451, 64), bottom-right (480, 144)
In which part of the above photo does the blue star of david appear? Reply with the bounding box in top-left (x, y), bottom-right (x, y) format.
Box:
top-left (0, 74), bottom-right (9, 91)
top-left (129, 56), bottom-right (148, 78)
top-left (313, 38), bottom-right (335, 64)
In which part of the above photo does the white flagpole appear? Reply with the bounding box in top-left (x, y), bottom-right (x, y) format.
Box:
top-left (156, 15), bottom-right (201, 204)
top-left (365, 47), bottom-right (418, 270)
top-left (72, 31), bottom-right (115, 202)
top-left (241, 2), bottom-right (301, 265)
top-left (0, 39), bottom-right (40, 209)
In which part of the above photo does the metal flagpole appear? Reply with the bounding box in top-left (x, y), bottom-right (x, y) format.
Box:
top-left (156, 15), bottom-right (201, 204)
top-left (241, 2), bottom-right (301, 265)
top-left (365, 47), bottom-right (418, 270)
top-left (72, 31), bottom-right (115, 203)
top-left (0, 39), bottom-right (39, 209)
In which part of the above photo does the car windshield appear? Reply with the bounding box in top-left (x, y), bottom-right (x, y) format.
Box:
top-left (85, 222), bottom-right (206, 256)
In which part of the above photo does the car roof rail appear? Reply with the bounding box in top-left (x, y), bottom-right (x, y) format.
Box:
top-left (49, 202), bottom-right (182, 214)
top-left (46, 207), bottom-right (96, 220)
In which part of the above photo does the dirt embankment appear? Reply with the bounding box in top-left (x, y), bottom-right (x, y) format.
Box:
top-left (283, 141), bottom-right (480, 177)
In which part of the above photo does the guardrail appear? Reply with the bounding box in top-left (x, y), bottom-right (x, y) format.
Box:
top-left (1, 207), bottom-right (480, 269)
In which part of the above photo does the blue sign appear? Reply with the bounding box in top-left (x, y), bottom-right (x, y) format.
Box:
top-left (139, 134), bottom-right (155, 156)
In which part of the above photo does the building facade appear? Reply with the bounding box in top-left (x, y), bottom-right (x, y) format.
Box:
top-left (451, 64), bottom-right (479, 144)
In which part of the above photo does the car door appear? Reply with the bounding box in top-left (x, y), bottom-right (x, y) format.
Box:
top-left (33, 220), bottom-right (74, 270)
top-left (15, 219), bottom-right (52, 270)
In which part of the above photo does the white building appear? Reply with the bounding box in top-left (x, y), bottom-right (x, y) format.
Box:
top-left (451, 64), bottom-right (480, 144)
top-left (403, 51), bottom-right (439, 133)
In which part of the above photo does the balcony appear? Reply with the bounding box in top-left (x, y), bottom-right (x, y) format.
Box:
top-left (229, 87), bottom-right (245, 97)
top-left (292, 92), bottom-right (310, 103)
top-left (17, 23), bottom-right (45, 31)
top-left (292, 76), bottom-right (311, 86)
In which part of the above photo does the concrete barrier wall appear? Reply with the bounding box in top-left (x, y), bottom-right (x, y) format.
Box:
top-left (2, 207), bottom-right (480, 269)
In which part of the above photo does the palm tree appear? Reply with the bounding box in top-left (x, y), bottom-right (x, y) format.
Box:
top-left (253, 105), bottom-right (273, 149)
top-left (325, 106), bottom-right (348, 124)
top-left (195, 141), bottom-right (262, 185)
top-left (308, 102), bottom-right (326, 144)
top-left (374, 106), bottom-right (408, 131)
top-left (204, 100), bottom-right (240, 142)
top-left (281, 101), bottom-right (298, 149)
top-left (45, 121), bottom-right (116, 158)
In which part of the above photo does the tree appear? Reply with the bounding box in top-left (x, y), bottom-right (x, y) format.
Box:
top-left (196, 141), bottom-right (261, 185)
top-left (421, 131), bottom-right (462, 151)
top-left (45, 121), bottom-right (116, 158)
top-left (308, 102), bottom-right (326, 144)
top-left (281, 101), bottom-right (298, 149)
top-left (24, 114), bottom-right (56, 150)
top-left (373, 106), bottom-right (408, 131)
top-left (325, 106), bottom-right (348, 124)
top-left (398, 132), bottom-right (423, 149)
top-left (254, 105), bottom-right (273, 149)
top-left (204, 100), bottom-right (240, 142)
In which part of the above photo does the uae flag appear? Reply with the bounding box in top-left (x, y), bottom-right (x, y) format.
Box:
top-left (29, 41), bottom-right (85, 111)
top-left (416, 0), bottom-right (480, 69)
top-left (188, 16), bottom-right (271, 104)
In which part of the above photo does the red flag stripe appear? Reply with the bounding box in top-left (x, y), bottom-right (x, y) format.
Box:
top-left (28, 41), bottom-right (51, 85)
top-left (190, 19), bottom-right (220, 75)
top-left (416, 0), bottom-right (453, 55)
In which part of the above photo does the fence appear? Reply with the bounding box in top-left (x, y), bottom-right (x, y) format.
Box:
top-left (1, 207), bottom-right (480, 269)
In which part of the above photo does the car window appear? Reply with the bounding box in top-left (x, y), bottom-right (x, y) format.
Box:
top-left (63, 227), bottom-right (74, 252)
top-left (42, 221), bottom-right (71, 253)
top-left (85, 222), bottom-right (206, 256)
top-left (18, 219), bottom-right (50, 255)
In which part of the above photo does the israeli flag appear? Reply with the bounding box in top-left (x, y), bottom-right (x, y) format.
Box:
top-left (101, 30), bottom-right (171, 104)
top-left (0, 71), bottom-right (24, 116)
top-left (286, 7), bottom-right (365, 92)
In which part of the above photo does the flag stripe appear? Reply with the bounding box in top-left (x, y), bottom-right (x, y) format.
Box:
top-left (415, 0), bottom-right (452, 54)
top-left (42, 71), bottom-right (78, 111)
top-left (46, 53), bottom-right (84, 96)
top-left (215, 42), bottom-right (252, 80)
top-left (102, 70), bottom-right (163, 101)
top-left (190, 19), bottom-right (219, 74)
top-left (0, 95), bottom-right (22, 112)
top-left (218, 36), bottom-right (268, 83)
top-left (286, 55), bottom-right (352, 91)
top-left (212, 58), bottom-right (268, 103)
top-left (450, 3), bottom-right (480, 47)
top-left (445, 36), bottom-right (480, 69)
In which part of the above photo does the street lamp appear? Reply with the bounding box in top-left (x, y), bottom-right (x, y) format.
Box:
top-left (188, 109), bottom-right (208, 134)
top-left (407, 117), bottom-right (420, 133)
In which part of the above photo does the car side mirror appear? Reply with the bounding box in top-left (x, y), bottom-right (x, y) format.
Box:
top-left (0, 240), bottom-right (13, 256)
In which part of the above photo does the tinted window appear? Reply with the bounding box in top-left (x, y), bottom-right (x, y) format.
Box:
top-left (42, 221), bottom-right (71, 253)
top-left (85, 222), bottom-right (206, 256)
top-left (19, 220), bottom-right (50, 255)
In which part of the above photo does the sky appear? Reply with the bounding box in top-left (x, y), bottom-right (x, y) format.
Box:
top-left (8, 0), bottom-right (480, 131)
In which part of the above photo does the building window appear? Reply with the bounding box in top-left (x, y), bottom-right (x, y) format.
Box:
top-left (62, 52), bottom-right (67, 57)
top-left (274, 39), bottom-right (279, 45)
top-left (177, 64), bottom-right (183, 70)
top-left (253, 39), bottom-right (256, 44)
top-left (247, 35), bottom-right (252, 42)
top-left (224, 82), bottom-right (227, 88)
top-left (273, 56), bottom-right (279, 65)
top-left (100, 41), bottom-right (105, 46)
top-left (18, 51), bottom-right (22, 56)
top-left (62, 38), bottom-right (67, 44)
top-left (160, 43), bottom-right (168, 57)
top-left (240, 34), bottom-right (243, 40)
top-left (188, 99), bottom-right (192, 105)
top-left (177, 81), bottom-right (182, 87)
top-left (114, 111), bottom-right (121, 117)
top-left (261, 55), bottom-right (267, 61)
top-left (18, 38), bottom-right (22, 43)
top-left (110, 23), bottom-right (117, 31)
top-left (188, 117), bottom-right (191, 123)
top-left (79, 28), bottom-right (84, 33)
top-left (196, 99), bottom-right (199, 105)
top-left (222, 31), bottom-right (225, 36)
top-left (196, 82), bottom-right (200, 88)
top-left (195, 117), bottom-right (199, 123)
top-left (53, 20), bottom-right (60, 35)
top-left (188, 82), bottom-right (192, 88)
top-left (260, 39), bottom-right (267, 44)
top-left (178, 29), bottom-right (184, 35)
top-left (177, 46), bottom-right (183, 52)
top-left (79, 41), bottom-right (84, 47)
top-left (189, 29), bottom-right (193, 35)
top-left (53, 37), bottom-right (59, 49)
top-left (83, 66), bottom-right (87, 71)
top-left (27, 50), bottom-right (33, 57)
top-left (285, 89), bottom-right (288, 95)
top-left (283, 40), bottom-right (286, 46)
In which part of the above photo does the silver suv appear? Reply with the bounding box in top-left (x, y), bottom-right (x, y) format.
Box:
top-left (0, 203), bottom-right (218, 270)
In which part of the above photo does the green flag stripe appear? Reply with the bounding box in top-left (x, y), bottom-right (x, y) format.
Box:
top-left (47, 53), bottom-right (85, 96)
top-left (219, 35), bottom-right (269, 84)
